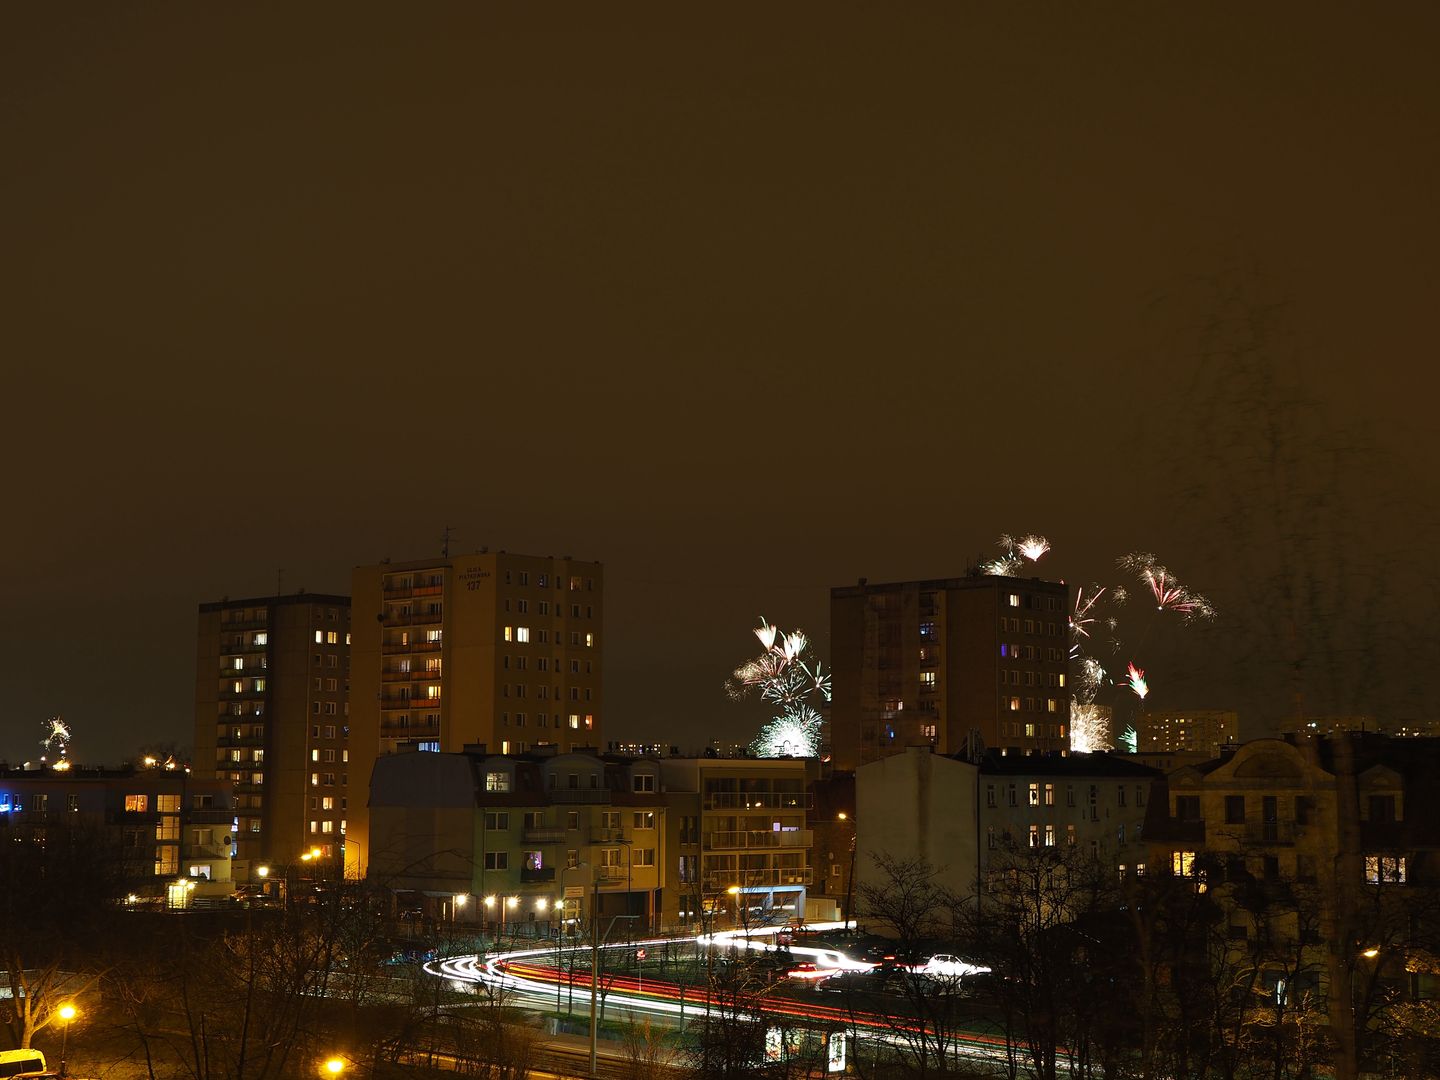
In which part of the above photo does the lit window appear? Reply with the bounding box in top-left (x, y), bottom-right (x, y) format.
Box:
top-left (1044, 825), bottom-right (1056, 847)
top-left (517, 627), bottom-right (531, 643)
top-left (1008, 593), bottom-right (1020, 607)
top-left (486, 771), bottom-right (511, 793)
top-left (1172, 851), bottom-right (1196, 877)
top-left (125, 795), bottom-right (149, 813)
top-left (1365, 855), bottom-right (1407, 884)
top-left (919, 671), bottom-right (937, 689)
top-left (1029, 825), bottom-right (1040, 848)
top-left (585, 632), bottom-right (594, 647)
top-left (568, 714), bottom-right (580, 729)
top-left (504, 626), bottom-right (513, 642)
top-left (1028, 783), bottom-right (1040, 806)
top-left (314, 631), bottom-right (323, 644)
top-left (1044, 783), bottom-right (1054, 806)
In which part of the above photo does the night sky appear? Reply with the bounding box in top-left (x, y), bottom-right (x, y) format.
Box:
top-left (4, 5), bottom-right (1438, 764)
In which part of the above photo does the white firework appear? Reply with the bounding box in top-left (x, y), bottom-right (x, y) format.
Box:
top-left (41, 716), bottom-right (72, 758)
top-left (1069, 703), bottom-right (1112, 754)
top-left (730, 617), bottom-right (830, 758)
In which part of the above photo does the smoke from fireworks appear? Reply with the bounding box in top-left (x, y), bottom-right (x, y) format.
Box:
top-left (1126, 662), bottom-right (1149, 700)
top-left (728, 618), bottom-right (831, 757)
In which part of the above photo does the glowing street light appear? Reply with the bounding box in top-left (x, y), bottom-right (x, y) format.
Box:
top-left (1362, 947), bottom-right (1380, 959)
top-left (57, 1003), bottom-right (77, 1077)
top-left (322, 1057), bottom-right (345, 1076)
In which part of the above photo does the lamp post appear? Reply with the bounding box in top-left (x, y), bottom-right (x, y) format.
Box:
top-left (322, 1056), bottom-right (345, 1077)
top-left (483, 895), bottom-right (496, 939)
top-left (838, 811), bottom-right (857, 929)
top-left (57, 1003), bottom-right (76, 1078)
top-left (453, 893), bottom-right (468, 925)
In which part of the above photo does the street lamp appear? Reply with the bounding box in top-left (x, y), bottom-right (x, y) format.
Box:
top-left (727, 884), bottom-right (742, 929)
top-left (57, 1003), bottom-right (77, 1078)
top-left (322, 1056), bottom-right (345, 1077)
top-left (454, 893), bottom-right (468, 924)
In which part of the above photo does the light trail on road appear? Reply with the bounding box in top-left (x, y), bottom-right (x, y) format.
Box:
top-left (424, 922), bottom-right (1016, 1069)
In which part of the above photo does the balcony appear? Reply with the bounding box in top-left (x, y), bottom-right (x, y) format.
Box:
top-left (702, 868), bottom-right (812, 891)
top-left (520, 867), bottom-right (556, 883)
top-left (523, 826), bottom-right (568, 844)
top-left (589, 828), bottom-right (627, 843)
top-left (382, 610), bottom-right (442, 627)
top-left (705, 829), bottom-right (812, 850)
top-left (1244, 822), bottom-right (1297, 846)
top-left (595, 866), bottom-right (627, 883)
top-left (704, 793), bottom-right (812, 811)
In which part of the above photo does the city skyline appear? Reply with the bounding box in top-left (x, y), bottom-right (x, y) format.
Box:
top-left (5, 5), bottom-right (1439, 763)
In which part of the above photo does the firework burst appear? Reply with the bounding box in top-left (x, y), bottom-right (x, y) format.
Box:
top-left (1126, 662), bottom-right (1149, 700)
top-left (984, 533), bottom-right (1051, 576)
top-left (1069, 703), bottom-right (1112, 753)
top-left (41, 716), bottom-right (72, 759)
top-left (1119, 552), bottom-right (1215, 621)
top-left (729, 618), bottom-right (830, 757)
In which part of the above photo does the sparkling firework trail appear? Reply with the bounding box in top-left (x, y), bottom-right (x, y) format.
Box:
top-left (1069, 703), bottom-right (1112, 754)
top-left (1070, 586), bottom-right (1106, 640)
top-left (41, 716), bottom-right (72, 758)
top-left (1126, 662), bottom-right (1149, 700)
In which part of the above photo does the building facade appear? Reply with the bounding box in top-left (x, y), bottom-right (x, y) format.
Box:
top-left (194, 593), bottom-right (351, 871)
top-left (368, 747), bottom-right (816, 932)
top-left (349, 552), bottom-right (602, 873)
top-left (0, 766), bottom-right (235, 903)
top-left (856, 746), bottom-right (1159, 910)
top-left (1136, 709), bottom-right (1238, 756)
top-left (1144, 736), bottom-right (1440, 1008)
top-left (657, 755), bottom-right (817, 928)
top-left (368, 747), bottom-right (663, 930)
top-left (831, 574), bottom-right (1072, 769)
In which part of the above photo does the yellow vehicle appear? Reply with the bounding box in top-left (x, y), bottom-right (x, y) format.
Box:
top-left (0, 1050), bottom-right (47, 1078)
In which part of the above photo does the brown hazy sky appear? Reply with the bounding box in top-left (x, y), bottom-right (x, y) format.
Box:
top-left (3, 4), bottom-right (1437, 762)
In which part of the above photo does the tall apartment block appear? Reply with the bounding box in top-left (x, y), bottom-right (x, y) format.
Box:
top-left (194, 593), bottom-right (351, 870)
top-left (1136, 709), bottom-right (1238, 756)
top-left (830, 574), bottom-right (1071, 769)
top-left (349, 552), bottom-right (603, 873)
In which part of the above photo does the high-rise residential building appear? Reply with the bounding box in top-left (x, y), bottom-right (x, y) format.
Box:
top-left (348, 552), bottom-right (603, 874)
top-left (830, 574), bottom-right (1071, 769)
top-left (194, 593), bottom-right (351, 871)
top-left (1137, 709), bottom-right (1238, 756)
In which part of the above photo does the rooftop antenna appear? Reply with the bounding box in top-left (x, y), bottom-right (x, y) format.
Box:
top-left (441, 525), bottom-right (454, 558)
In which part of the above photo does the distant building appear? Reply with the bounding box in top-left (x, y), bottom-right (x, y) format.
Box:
top-left (1136, 709), bottom-right (1238, 756)
top-left (1281, 715), bottom-right (1440, 738)
top-left (349, 552), bottom-right (603, 876)
top-left (0, 766), bottom-right (235, 905)
top-left (855, 746), bottom-right (1159, 909)
top-left (831, 574), bottom-right (1071, 768)
top-left (193, 593), bottom-right (351, 872)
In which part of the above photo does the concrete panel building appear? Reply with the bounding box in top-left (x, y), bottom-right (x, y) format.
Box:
top-left (194, 592), bottom-right (351, 872)
top-left (831, 574), bottom-right (1071, 769)
top-left (349, 552), bottom-right (602, 875)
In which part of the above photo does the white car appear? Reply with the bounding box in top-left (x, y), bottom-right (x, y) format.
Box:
top-left (920, 953), bottom-right (990, 980)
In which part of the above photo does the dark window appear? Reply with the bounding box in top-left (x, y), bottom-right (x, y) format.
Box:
top-left (1224, 795), bottom-right (1246, 825)
top-left (1175, 795), bottom-right (1201, 821)
top-left (1369, 795), bottom-right (1397, 824)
